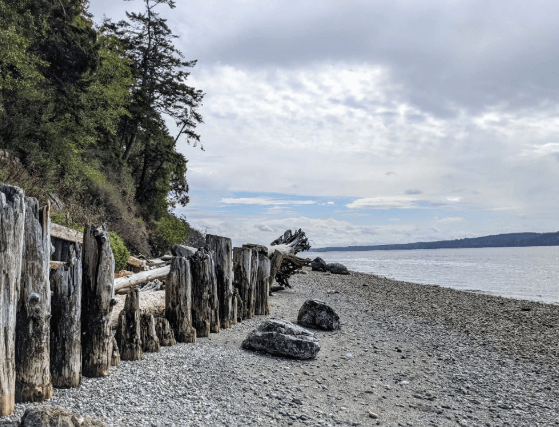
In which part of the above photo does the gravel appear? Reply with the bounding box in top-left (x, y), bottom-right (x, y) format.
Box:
top-left (4, 268), bottom-right (559, 426)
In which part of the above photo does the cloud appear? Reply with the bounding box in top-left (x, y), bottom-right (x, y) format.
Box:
top-left (404, 189), bottom-right (422, 195)
top-left (436, 217), bottom-right (464, 223)
top-left (221, 197), bottom-right (315, 206)
top-left (347, 197), bottom-right (419, 209)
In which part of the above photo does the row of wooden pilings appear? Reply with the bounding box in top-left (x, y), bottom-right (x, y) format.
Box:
top-left (0, 184), bottom-right (273, 417)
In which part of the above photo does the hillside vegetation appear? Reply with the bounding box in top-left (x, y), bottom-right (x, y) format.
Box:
top-left (0, 0), bottom-right (203, 257)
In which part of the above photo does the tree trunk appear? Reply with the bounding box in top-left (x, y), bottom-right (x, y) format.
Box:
top-left (269, 228), bottom-right (311, 256)
top-left (0, 184), bottom-right (26, 416)
top-left (115, 289), bottom-right (142, 361)
top-left (155, 318), bottom-right (176, 346)
top-left (268, 251), bottom-right (283, 294)
top-left (206, 234), bottom-right (234, 330)
top-left (248, 248), bottom-right (259, 319)
top-left (232, 247), bottom-right (252, 320)
top-left (254, 252), bottom-right (271, 316)
top-left (50, 243), bottom-right (82, 389)
top-left (140, 313), bottom-right (160, 353)
top-left (110, 337), bottom-right (121, 366)
top-left (15, 198), bottom-right (53, 403)
top-left (114, 265), bottom-right (170, 295)
top-left (189, 249), bottom-right (216, 338)
top-left (81, 224), bottom-right (117, 377)
top-left (165, 257), bottom-right (196, 343)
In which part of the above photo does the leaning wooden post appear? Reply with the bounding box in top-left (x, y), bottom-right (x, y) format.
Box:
top-left (50, 243), bottom-right (82, 389)
top-left (255, 252), bottom-right (271, 315)
top-left (190, 249), bottom-right (217, 338)
top-left (115, 289), bottom-right (142, 361)
top-left (81, 224), bottom-right (117, 377)
top-left (232, 247), bottom-right (252, 320)
top-left (15, 198), bottom-right (53, 403)
top-left (165, 257), bottom-right (196, 343)
top-left (268, 251), bottom-right (283, 293)
top-left (0, 184), bottom-right (26, 415)
top-left (206, 234), bottom-right (234, 329)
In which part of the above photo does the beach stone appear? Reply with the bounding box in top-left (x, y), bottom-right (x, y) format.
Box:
top-left (311, 257), bottom-right (328, 272)
top-left (326, 263), bottom-right (349, 275)
top-left (21, 406), bottom-right (107, 426)
top-left (171, 244), bottom-right (196, 258)
top-left (297, 299), bottom-right (340, 330)
top-left (241, 318), bottom-right (320, 359)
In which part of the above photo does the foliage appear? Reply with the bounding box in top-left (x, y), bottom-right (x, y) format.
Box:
top-left (110, 231), bottom-right (131, 272)
top-left (151, 212), bottom-right (190, 257)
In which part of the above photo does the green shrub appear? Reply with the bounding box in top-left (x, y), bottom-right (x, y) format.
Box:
top-left (50, 211), bottom-right (84, 233)
top-left (151, 213), bottom-right (190, 257)
top-left (110, 232), bottom-right (130, 272)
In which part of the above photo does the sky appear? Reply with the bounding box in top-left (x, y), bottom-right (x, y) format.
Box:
top-left (89, 0), bottom-right (559, 248)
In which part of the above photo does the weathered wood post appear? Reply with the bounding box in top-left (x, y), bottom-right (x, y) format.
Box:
top-left (268, 251), bottom-right (283, 294)
top-left (0, 184), bottom-right (26, 415)
top-left (15, 198), bottom-right (53, 403)
top-left (140, 313), bottom-right (160, 353)
top-left (155, 318), bottom-right (176, 346)
top-left (189, 249), bottom-right (217, 338)
top-left (206, 234), bottom-right (234, 329)
top-left (207, 253), bottom-right (220, 334)
top-left (115, 289), bottom-right (142, 361)
top-left (255, 252), bottom-right (271, 315)
top-left (81, 224), bottom-right (117, 377)
top-left (50, 243), bottom-right (82, 389)
top-left (110, 337), bottom-right (121, 366)
top-left (232, 247), bottom-right (252, 320)
top-left (248, 248), bottom-right (259, 318)
top-left (165, 257), bottom-right (196, 343)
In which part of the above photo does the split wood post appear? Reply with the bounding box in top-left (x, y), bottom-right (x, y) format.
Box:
top-left (155, 318), bottom-right (176, 346)
top-left (115, 289), bottom-right (142, 361)
top-left (0, 184), bottom-right (26, 416)
top-left (248, 248), bottom-right (259, 319)
top-left (15, 198), bottom-right (53, 403)
top-left (165, 257), bottom-right (196, 343)
top-left (110, 337), bottom-right (121, 366)
top-left (50, 243), bottom-right (82, 389)
top-left (268, 251), bottom-right (283, 294)
top-left (233, 289), bottom-right (242, 323)
top-left (81, 224), bottom-right (117, 377)
top-left (255, 252), bottom-right (271, 315)
top-left (231, 289), bottom-right (238, 326)
top-left (207, 253), bottom-right (220, 334)
top-left (189, 249), bottom-right (217, 338)
top-left (140, 313), bottom-right (160, 353)
top-left (232, 247), bottom-right (252, 320)
top-left (206, 234), bottom-right (234, 329)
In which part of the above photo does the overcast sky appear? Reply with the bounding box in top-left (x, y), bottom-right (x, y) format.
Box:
top-left (89, 0), bottom-right (559, 248)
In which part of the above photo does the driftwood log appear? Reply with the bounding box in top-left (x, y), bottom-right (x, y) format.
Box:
top-left (254, 252), bottom-right (271, 315)
top-left (276, 255), bottom-right (311, 288)
top-left (114, 265), bottom-right (170, 295)
top-left (268, 250), bottom-right (283, 293)
top-left (206, 234), bottom-right (234, 329)
top-left (15, 198), bottom-right (53, 403)
top-left (0, 184), bottom-right (26, 415)
top-left (140, 313), bottom-right (160, 353)
top-left (115, 289), bottom-right (142, 361)
top-left (233, 247), bottom-right (253, 320)
top-left (268, 229), bottom-right (311, 256)
top-left (155, 318), bottom-right (176, 346)
top-left (190, 249), bottom-right (216, 338)
top-left (165, 257), bottom-right (196, 343)
top-left (82, 224), bottom-right (117, 377)
top-left (50, 243), bottom-right (82, 389)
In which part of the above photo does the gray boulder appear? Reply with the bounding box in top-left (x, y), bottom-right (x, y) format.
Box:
top-left (311, 257), bottom-right (328, 272)
top-left (297, 299), bottom-right (340, 330)
top-left (241, 319), bottom-right (320, 359)
top-left (21, 407), bottom-right (107, 427)
top-left (0, 421), bottom-right (20, 427)
top-left (326, 262), bottom-right (349, 275)
top-left (171, 244), bottom-right (196, 258)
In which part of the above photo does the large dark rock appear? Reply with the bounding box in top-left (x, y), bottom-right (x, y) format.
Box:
top-left (241, 319), bottom-right (320, 359)
top-left (326, 263), bottom-right (349, 275)
top-left (171, 244), bottom-right (196, 258)
top-left (311, 257), bottom-right (328, 272)
top-left (297, 299), bottom-right (340, 330)
top-left (21, 406), bottom-right (107, 427)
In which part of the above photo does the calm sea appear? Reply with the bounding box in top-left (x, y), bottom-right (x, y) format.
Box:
top-left (306, 246), bottom-right (559, 304)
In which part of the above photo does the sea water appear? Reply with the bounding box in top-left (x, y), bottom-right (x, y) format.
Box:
top-left (306, 246), bottom-right (559, 304)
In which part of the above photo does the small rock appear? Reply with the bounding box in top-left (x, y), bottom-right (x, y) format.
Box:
top-left (340, 406), bottom-right (348, 411)
top-left (369, 411), bottom-right (379, 419)
top-left (21, 406), bottom-right (107, 426)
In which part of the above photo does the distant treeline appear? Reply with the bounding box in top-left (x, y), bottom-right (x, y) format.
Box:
top-left (313, 232), bottom-right (559, 252)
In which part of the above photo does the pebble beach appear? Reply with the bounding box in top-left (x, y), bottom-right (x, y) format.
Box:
top-left (5, 267), bottom-right (559, 426)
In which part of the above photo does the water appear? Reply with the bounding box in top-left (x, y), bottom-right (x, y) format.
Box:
top-left (307, 246), bottom-right (559, 304)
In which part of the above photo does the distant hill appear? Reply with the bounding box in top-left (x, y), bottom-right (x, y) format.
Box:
top-left (313, 232), bottom-right (559, 252)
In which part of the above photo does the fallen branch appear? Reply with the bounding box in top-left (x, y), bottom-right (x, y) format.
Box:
top-left (275, 255), bottom-right (310, 288)
top-left (114, 266), bottom-right (170, 295)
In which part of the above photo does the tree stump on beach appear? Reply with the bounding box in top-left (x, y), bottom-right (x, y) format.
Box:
top-left (155, 318), bottom-right (176, 346)
top-left (110, 337), bottom-right (121, 366)
top-left (82, 224), bottom-right (117, 377)
top-left (255, 252), bottom-right (271, 315)
top-left (15, 198), bottom-right (53, 403)
top-left (268, 251), bottom-right (283, 293)
top-left (189, 249), bottom-right (216, 338)
top-left (50, 243), bottom-right (82, 389)
top-left (233, 247), bottom-right (252, 320)
top-left (206, 234), bottom-right (234, 330)
top-left (140, 313), bottom-right (160, 353)
top-left (115, 289), bottom-right (142, 361)
top-left (0, 184), bottom-right (26, 416)
top-left (165, 257), bottom-right (196, 343)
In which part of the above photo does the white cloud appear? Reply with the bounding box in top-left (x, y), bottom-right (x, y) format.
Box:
top-left (436, 217), bottom-right (464, 223)
top-left (347, 197), bottom-right (419, 209)
top-left (221, 197), bottom-right (315, 206)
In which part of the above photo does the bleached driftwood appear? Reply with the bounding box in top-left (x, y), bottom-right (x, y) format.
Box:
top-left (114, 266), bottom-right (171, 294)
top-left (268, 229), bottom-right (311, 257)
